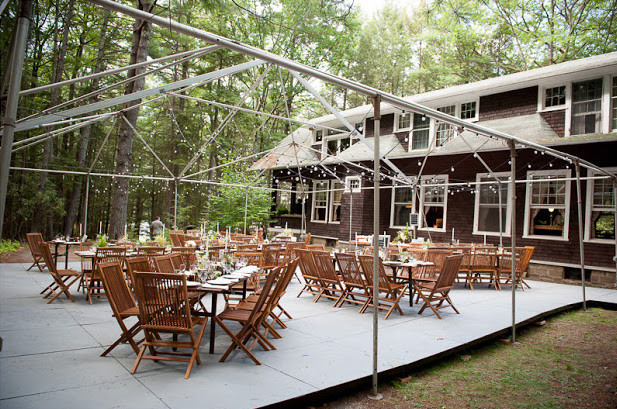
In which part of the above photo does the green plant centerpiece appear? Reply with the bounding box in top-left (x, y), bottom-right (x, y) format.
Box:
top-left (95, 234), bottom-right (108, 247)
top-left (154, 234), bottom-right (166, 247)
top-left (395, 224), bottom-right (414, 243)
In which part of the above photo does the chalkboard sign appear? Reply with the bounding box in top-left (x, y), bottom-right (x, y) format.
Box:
top-left (409, 213), bottom-right (419, 226)
top-left (378, 234), bottom-right (390, 248)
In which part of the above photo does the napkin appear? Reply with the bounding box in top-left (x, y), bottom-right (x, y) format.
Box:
top-left (200, 283), bottom-right (228, 290)
top-left (236, 265), bottom-right (259, 274)
top-left (207, 277), bottom-right (235, 285)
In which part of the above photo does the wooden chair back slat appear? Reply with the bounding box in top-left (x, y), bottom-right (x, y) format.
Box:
top-left (306, 244), bottom-right (325, 251)
top-left (335, 252), bottom-right (366, 288)
top-left (98, 261), bottom-right (137, 315)
top-left (358, 255), bottom-right (391, 292)
top-left (153, 255), bottom-right (175, 273)
top-left (133, 272), bottom-right (192, 331)
top-left (126, 256), bottom-right (154, 287)
top-left (296, 249), bottom-right (320, 280)
top-left (311, 250), bottom-right (339, 283)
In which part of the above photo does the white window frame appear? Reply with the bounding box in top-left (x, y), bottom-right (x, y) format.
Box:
top-left (395, 112), bottom-right (412, 132)
top-left (584, 167), bottom-right (616, 244)
top-left (523, 169), bottom-right (571, 241)
top-left (276, 181), bottom-right (293, 211)
top-left (345, 176), bottom-right (361, 193)
top-left (611, 76), bottom-right (617, 132)
top-left (473, 172), bottom-right (512, 237)
top-left (409, 113), bottom-right (433, 151)
top-left (570, 77), bottom-right (603, 136)
top-left (460, 100), bottom-right (479, 121)
top-left (313, 129), bottom-right (325, 144)
top-left (538, 85), bottom-right (567, 112)
top-left (434, 105), bottom-right (457, 147)
top-left (419, 175), bottom-right (448, 232)
top-left (323, 134), bottom-right (351, 157)
top-left (329, 181), bottom-right (344, 224)
top-left (390, 180), bottom-right (418, 229)
top-left (311, 180), bottom-right (330, 223)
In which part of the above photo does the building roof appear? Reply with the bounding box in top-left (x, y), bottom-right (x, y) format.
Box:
top-left (252, 52), bottom-right (617, 170)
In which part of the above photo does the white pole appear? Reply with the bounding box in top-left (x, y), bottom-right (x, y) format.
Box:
top-left (574, 161), bottom-right (587, 310)
top-left (509, 141), bottom-right (517, 342)
top-left (369, 95), bottom-right (382, 400)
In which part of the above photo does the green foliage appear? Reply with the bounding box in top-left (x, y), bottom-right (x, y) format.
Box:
top-left (0, 240), bottom-right (21, 253)
top-left (95, 234), bottom-right (108, 247)
top-left (208, 166), bottom-right (273, 231)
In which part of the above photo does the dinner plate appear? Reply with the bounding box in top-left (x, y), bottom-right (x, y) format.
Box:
top-left (207, 277), bottom-right (235, 285)
top-left (185, 280), bottom-right (201, 287)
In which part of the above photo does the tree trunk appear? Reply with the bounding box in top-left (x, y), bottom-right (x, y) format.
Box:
top-left (108, 0), bottom-right (152, 240)
top-left (32, 0), bottom-right (75, 234)
top-left (63, 10), bottom-right (110, 237)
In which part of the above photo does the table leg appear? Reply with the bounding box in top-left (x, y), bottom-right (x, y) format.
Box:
top-left (241, 280), bottom-right (247, 300)
top-left (53, 243), bottom-right (60, 266)
top-left (64, 244), bottom-right (69, 269)
top-left (209, 293), bottom-right (218, 354)
top-left (409, 267), bottom-right (414, 307)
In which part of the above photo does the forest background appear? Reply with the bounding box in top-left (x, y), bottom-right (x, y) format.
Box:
top-left (1, 0), bottom-right (616, 240)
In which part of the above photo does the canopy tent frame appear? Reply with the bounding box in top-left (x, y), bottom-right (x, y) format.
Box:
top-left (1, 1), bottom-right (616, 400)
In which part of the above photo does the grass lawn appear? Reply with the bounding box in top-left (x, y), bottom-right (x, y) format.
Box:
top-left (321, 308), bottom-right (617, 409)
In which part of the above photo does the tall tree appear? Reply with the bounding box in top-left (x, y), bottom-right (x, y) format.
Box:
top-left (108, 0), bottom-right (153, 240)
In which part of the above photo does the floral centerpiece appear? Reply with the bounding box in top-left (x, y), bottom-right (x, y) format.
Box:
top-left (282, 228), bottom-right (293, 237)
top-left (95, 234), bottom-right (108, 248)
top-left (394, 224), bottom-right (413, 243)
top-left (185, 240), bottom-right (197, 247)
top-left (154, 233), bottom-right (166, 247)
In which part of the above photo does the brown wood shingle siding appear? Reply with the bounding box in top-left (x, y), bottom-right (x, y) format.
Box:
top-left (479, 86), bottom-right (539, 121)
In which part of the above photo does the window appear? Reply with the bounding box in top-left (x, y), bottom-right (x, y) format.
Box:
top-left (411, 113), bottom-right (430, 150)
top-left (524, 170), bottom-right (570, 239)
top-left (545, 86), bottom-right (566, 108)
top-left (611, 77), bottom-right (617, 131)
top-left (329, 181), bottom-right (343, 223)
top-left (311, 181), bottom-right (329, 222)
top-left (345, 176), bottom-right (361, 193)
top-left (473, 173), bottom-right (511, 235)
top-left (460, 101), bottom-right (477, 120)
top-left (420, 176), bottom-right (447, 231)
top-left (585, 169), bottom-right (616, 242)
top-left (571, 78), bottom-right (602, 135)
top-left (314, 129), bottom-right (324, 143)
top-left (397, 112), bottom-right (412, 131)
top-left (325, 136), bottom-right (350, 156)
top-left (390, 183), bottom-right (416, 228)
top-left (355, 121), bottom-right (364, 134)
top-left (276, 181), bottom-right (292, 212)
top-left (435, 105), bottom-right (456, 147)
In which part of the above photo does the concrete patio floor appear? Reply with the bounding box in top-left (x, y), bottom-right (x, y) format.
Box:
top-left (1, 261), bottom-right (616, 409)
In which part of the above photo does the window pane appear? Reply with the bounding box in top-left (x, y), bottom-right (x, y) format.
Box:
top-left (478, 207), bottom-right (507, 232)
top-left (423, 206), bottom-right (444, 229)
top-left (277, 181), bottom-right (292, 210)
top-left (545, 86), bottom-right (566, 107)
top-left (612, 77), bottom-right (617, 131)
top-left (593, 178), bottom-right (614, 207)
top-left (398, 113), bottom-right (411, 129)
top-left (592, 211), bottom-right (615, 240)
top-left (330, 182), bottom-right (343, 222)
top-left (532, 208), bottom-right (565, 236)
top-left (412, 129), bottom-right (429, 150)
top-left (461, 101), bottom-right (476, 119)
top-left (393, 204), bottom-right (412, 226)
top-left (571, 78), bottom-right (602, 135)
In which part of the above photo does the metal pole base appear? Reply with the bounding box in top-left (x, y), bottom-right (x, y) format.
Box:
top-left (367, 392), bottom-right (383, 401)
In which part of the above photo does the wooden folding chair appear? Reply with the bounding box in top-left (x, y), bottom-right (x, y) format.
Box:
top-left (216, 265), bottom-right (281, 364)
top-left (451, 246), bottom-right (473, 288)
top-left (499, 246), bottom-right (534, 290)
top-left (469, 247), bottom-right (500, 290)
top-left (296, 249), bottom-right (325, 299)
top-left (153, 254), bottom-right (175, 273)
top-left (335, 252), bottom-right (371, 310)
top-left (237, 244), bottom-right (259, 252)
top-left (39, 242), bottom-right (82, 304)
top-left (171, 246), bottom-right (197, 268)
top-left (311, 250), bottom-right (346, 305)
top-left (125, 256), bottom-right (154, 290)
top-left (415, 254), bottom-right (463, 319)
top-left (136, 245), bottom-right (166, 264)
top-left (358, 255), bottom-right (408, 319)
top-left (169, 232), bottom-right (182, 246)
top-left (98, 261), bottom-right (142, 357)
top-left (306, 244), bottom-right (325, 251)
top-left (131, 272), bottom-right (208, 379)
top-left (258, 243), bottom-right (282, 281)
top-left (78, 241), bottom-right (94, 293)
top-left (26, 233), bottom-right (45, 271)
top-left (304, 233), bottom-right (312, 245)
top-left (87, 246), bottom-right (126, 304)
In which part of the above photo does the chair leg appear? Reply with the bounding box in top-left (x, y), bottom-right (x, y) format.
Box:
top-left (130, 345), bottom-right (147, 374)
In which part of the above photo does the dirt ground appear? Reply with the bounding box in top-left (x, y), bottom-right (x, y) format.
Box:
top-left (1, 244), bottom-right (82, 264)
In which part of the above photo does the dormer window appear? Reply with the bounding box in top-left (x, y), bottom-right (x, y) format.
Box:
top-left (571, 78), bottom-right (602, 135)
top-left (460, 101), bottom-right (477, 120)
top-left (545, 86), bottom-right (566, 108)
top-left (355, 121), bottom-right (364, 134)
top-left (435, 105), bottom-right (456, 146)
top-left (314, 129), bottom-right (324, 143)
top-left (411, 113), bottom-right (430, 150)
top-left (397, 112), bottom-right (412, 131)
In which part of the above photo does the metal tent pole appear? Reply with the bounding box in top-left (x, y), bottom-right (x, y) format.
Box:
top-left (369, 95), bottom-right (382, 400)
top-left (243, 187), bottom-right (249, 234)
top-left (83, 176), bottom-right (90, 238)
top-left (574, 161), bottom-right (587, 310)
top-left (173, 180), bottom-right (178, 229)
top-left (0, 0), bottom-right (31, 238)
top-left (509, 141), bottom-right (517, 342)
top-left (614, 180), bottom-right (617, 289)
